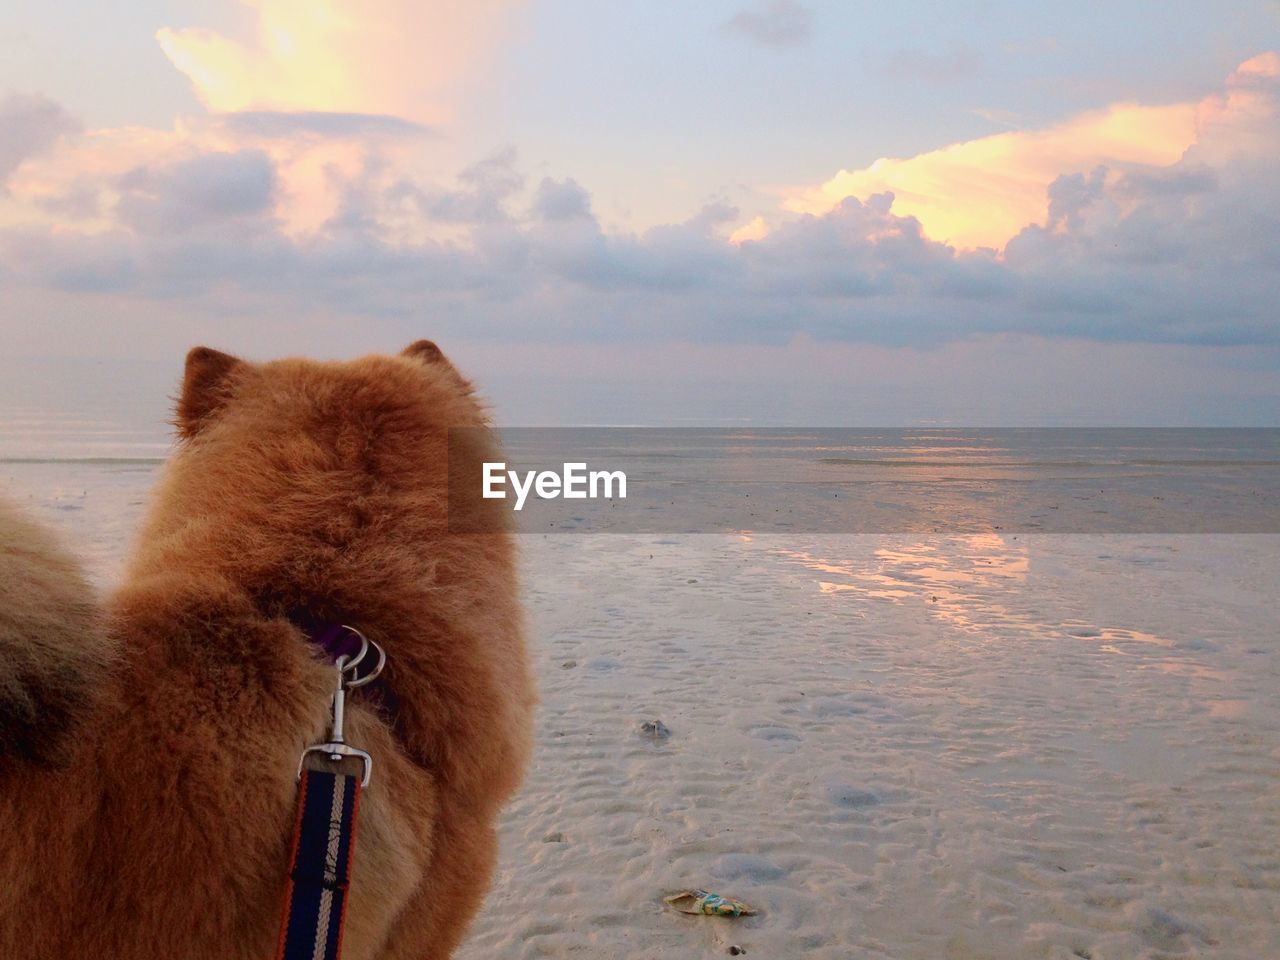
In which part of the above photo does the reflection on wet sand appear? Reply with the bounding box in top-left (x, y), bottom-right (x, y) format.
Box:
top-left (773, 535), bottom-right (1236, 714)
top-left (774, 534), bottom-right (1031, 632)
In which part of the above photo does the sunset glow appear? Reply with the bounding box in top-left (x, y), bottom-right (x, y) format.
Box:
top-left (782, 101), bottom-right (1198, 251)
top-left (156, 0), bottom-right (518, 122)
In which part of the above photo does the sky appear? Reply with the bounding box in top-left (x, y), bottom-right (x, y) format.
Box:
top-left (1, 1), bottom-right (1279, 427)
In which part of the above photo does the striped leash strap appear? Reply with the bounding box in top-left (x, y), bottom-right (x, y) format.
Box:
top-left (278, 625), bottom-right (386, 960)
top-left (276, 769), bottom-right (362, 960)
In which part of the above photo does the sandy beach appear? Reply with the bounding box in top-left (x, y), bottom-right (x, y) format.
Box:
top-left (3, 459), bottom-right (1278, 959)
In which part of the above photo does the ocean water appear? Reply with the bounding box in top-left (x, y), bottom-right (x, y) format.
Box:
top-left (6, 421), bottom-right (1280, 557)
top-left (488, 427), bottom-right (1280, 532)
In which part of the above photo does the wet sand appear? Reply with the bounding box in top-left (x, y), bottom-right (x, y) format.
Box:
top-left (4, 461), bottom-right (1278, 959)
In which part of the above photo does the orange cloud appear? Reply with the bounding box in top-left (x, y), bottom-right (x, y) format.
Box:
top-left (783, 99), bottom-right (1199, 251)
top-left (1190, 51), bottom-right (1280, 171)
top-left (5, 0), bottom-right (526, 240)
top-left (729, 215), bottom-right (769, 245)
top-left (157, 0), bottom-right (520, 124)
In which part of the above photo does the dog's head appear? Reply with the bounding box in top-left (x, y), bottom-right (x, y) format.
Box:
top-left (145, 341), bottom-right (509, 620)
top-left (175, 339), bottom-right (475, 442)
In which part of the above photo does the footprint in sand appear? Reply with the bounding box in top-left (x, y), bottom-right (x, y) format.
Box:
top-left (808, 697), bottom-right (868, 719)
top-left (823, 782), bottom-right (880, 809)
top-left (748, 726), bottom-right (801, 749)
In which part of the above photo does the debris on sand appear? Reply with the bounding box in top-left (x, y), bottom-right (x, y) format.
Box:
top-left (663, 889), bottom-right (756, 917)
top-left (640, 719), bottom-right (671, 741)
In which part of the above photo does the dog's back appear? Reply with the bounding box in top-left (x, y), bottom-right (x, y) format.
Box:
top-left (0, 497), bottom-right (110, 765)
top-left (0, 496), bottom-right (114, 953)
top-left (0, 343), bottom-right (535, 960)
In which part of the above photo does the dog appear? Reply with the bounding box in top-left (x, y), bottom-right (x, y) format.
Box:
top-left (0, 342), bottom-right (535, 959)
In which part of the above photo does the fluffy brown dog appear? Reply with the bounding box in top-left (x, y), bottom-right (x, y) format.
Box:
top-left (0, 342), bottom-right (535, 959)
top-left (0, 498), bottom-right (111, 767)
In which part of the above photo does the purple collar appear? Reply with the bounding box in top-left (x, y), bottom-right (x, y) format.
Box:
top-left (291, 613), bottom-right (367, 663)
top-left (308, 622), bottom-right (367, 662)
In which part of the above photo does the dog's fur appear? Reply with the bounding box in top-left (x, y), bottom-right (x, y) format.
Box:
top-left (0, 500), bottom-right (112, 766)
top-left (0, 343), bottom-right (535, 959)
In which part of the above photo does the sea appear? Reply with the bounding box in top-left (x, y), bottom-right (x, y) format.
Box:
top-left (4, 406), bottom-right (1279, 542)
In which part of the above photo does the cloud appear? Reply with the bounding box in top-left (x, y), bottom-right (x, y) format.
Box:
top-left (220, 111), bottom-right (432, 140)
top-left (391, 146), bottom-right (525, 226)
top-left (156, 0), bottom-right (520, 125)
top-left (0, 55), bottom-right (1277, 356)
top-left (784, 98), bottom-right (1198, 250)
top-left (113, 150), bottom-right (277, 235)
top-left (2, 99), bottom-right (431, 241)
top-left (122, 0), bottom-right (516, 241)
top-left (997, 55), bottom-right (1280, 345)
top-left (1185, 51), bottom-right (1280, 180)
top-left (1043, 166), bottom-right (1110, 233)
top-left (532, 177), bottom-right (594, 222)
top-left (722, 1), bottom-right (814, 51)
top-left (729, 215), bottom-right (768, 245)
top-left (0, 93), bottom-right (80, 189)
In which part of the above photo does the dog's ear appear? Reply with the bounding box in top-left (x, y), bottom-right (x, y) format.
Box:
top-left (400, 339), bottom-right (476, 396)
top-left (401, 339), bottom-right (447, 364)
top-left (176, 346), bottom-right (244, 438)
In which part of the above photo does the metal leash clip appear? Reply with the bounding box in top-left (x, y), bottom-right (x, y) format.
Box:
top-left (297, 625), bottom-right (387, 788)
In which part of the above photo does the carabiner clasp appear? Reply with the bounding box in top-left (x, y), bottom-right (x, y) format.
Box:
top-left (297, 626), bottom-right (386, 788)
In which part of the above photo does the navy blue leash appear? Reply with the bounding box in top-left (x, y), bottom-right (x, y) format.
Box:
top-left (277, 769), bottom-right (362, 960)
top-left (277, 626), bottom-right (385, 960)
